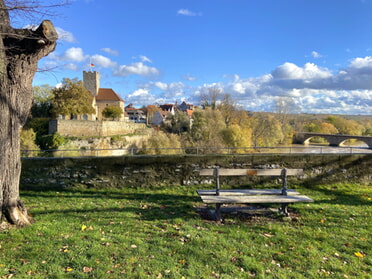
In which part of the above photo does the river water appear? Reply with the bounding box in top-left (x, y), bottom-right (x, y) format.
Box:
top-left (281, 142), bottom-right (372, 154)
top-left (23, 141), bottom-right (372, 158)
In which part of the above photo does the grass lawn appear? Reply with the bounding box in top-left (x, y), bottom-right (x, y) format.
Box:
top-left (0, 183), bottom-right (371, 278)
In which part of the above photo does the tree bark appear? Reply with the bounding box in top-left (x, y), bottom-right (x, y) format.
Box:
top-left (0, 0), bottom-right (57, 226)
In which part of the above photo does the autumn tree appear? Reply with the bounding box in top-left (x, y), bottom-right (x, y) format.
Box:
top-left (304, 120), bottom-right (339, 143)
top-left (218, 93), bottom-right (236, 128)
top-left (51, 78), bottom-right (95, 119)
top-left (274, 97), bottom-right (298, 144)
top-left (0, 0), bottom-right (63, 227)
top-left (250, 113), bottom-right (283, 147)
top-left (102, 105), bottom-right (123, 120)
top-left (31, 84), bottom-right (54, 118)
top-left (187, 107), bottom-right (225, 151)
top-left (304, 121), bottom-right (338, 134)
top-left (145, 105), bottom-right (161, 125)
top-left (141, 131), bottom-right (181, 155)
top-left (165, 110), bottom-right (191, 135)
top-left (325, 116), bottom-right (365, 135)
top-left (361, 119), bottom-right (372, 136)
top-left (199, 86), bottom-right (221, 110)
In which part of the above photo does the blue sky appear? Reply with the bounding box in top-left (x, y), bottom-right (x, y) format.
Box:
top-left (28, 0), bottom-right (372, 114)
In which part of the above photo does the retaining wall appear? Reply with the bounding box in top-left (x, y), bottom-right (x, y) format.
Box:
top-left (20, 154), bottom-right (372, 190)
top-left (49, 119), bottom-right (146, 137)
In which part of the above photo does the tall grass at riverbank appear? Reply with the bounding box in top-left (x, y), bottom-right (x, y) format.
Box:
top-left (0, 183), bottom-right (370, 278)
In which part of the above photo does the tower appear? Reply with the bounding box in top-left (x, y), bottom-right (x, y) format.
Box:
top-left (83, 71), bottom-right (100, 96)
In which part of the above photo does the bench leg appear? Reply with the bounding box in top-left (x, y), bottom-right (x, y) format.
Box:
top-left (280, 203), bottom-right (289, 216)
top-left (213, 203), bottom-right (222, 221)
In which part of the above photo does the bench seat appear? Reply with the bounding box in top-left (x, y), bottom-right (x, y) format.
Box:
top-left (198, 194), bottom-right (314, 204)
top-left (197, 189), bottom-right (301, 196)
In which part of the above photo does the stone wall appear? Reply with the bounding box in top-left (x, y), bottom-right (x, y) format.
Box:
top-left (49, 119), bottom-right (146, 137)
top-left (20, 154), bottom-right (372, 190)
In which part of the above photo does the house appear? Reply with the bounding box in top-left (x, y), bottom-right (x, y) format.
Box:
top-left (151, 101), bottom-right (195, 126)
top-left (178, 101), bottom-right (194, 112)
top-left (83, 71), bottom-right (125, 121)
top-left (152, 110), bottom-right (172, 126)
top-left (159, 104), bottom-right (175, 115)
top-left (125, 103), bottom-right (146, 123)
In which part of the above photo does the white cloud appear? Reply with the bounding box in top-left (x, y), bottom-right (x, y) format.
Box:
top-left (177, 9), bottom-right (201, 16)
top-left (348, 56), bottom-right (372, 69)
top-left (55, 27), bottom-right (76, 43)
top-left (154, 81), bottom-right (168, 90)
top-left (101, 48), bottom-right (119, 56)
top-left (91, 54), bottom-right (117, 68)
top-left (182, 74), bottom-right (196, 81)
top-left (62, 63), bottom-right (79, 71)
top-left (149, 81), bottom-right (186, 98)
top-left (184, 57), bottom-right (372, 114)
top-left (60, 47), bottom-right (87, 62)
top-left (114, 62), bottom-right (160, 77)
top-left (311, 51), bottom-right (322, 58)
top-left (126, 88), bottom-right (157, 106)
top-left (271, 62), bottom-right (332, 80)
top-left (139, 55), bottom-right (152, 63)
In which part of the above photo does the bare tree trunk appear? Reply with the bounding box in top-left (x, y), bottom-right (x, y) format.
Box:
top-left (0, 0), bottom-right (57, 226)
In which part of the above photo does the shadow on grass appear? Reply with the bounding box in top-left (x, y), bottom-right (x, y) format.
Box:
top-left (21, 189), bottom-right (201, 222)
top-left (295, 155), bottom-right (371, 206)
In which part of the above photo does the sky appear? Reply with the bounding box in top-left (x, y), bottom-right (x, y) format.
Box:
top-left (21, 0), bottom-right (372, 114)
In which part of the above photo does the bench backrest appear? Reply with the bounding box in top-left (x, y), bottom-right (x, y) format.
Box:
top-left (199, 168), bottom-right (303, 177)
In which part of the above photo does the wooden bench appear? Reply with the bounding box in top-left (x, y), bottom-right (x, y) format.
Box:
top-left (197, 168), bottom-right (313, 220)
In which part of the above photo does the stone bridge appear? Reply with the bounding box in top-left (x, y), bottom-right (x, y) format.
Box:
top-left (293, 132), bottom-right (372, 149)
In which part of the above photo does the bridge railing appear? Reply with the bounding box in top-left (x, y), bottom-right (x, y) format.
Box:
top-left (20, 146), bottom-right (372, 158)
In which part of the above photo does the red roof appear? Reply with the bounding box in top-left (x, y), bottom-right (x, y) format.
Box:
top-left (96, 88), bottom-right (124, 102)
top-left (186, 109), bottom-right (193, 117)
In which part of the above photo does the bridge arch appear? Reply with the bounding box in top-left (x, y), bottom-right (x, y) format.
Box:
top-left (294, 132), bottom-right (372, 149)
top-left (303, 136), bottom-right (330, 145)
top-left (338, 138), bottom-right (369, 147)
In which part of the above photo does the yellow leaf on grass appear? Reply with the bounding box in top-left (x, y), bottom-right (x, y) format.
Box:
top-left (81, 225), bottom-right (87, 231)
top-left (354, 252), bottom-right (364, 258)
top-left (65, 267), bottom-right (73, 272)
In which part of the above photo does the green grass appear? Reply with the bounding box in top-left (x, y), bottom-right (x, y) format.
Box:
top-left (0, 183), bottom-right (371, 278)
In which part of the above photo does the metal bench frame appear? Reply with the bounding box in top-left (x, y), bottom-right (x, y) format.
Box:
top-left (197, 168), bottom-right (313, 220)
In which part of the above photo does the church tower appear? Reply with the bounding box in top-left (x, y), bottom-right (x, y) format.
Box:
top-left (83, 71), bottom-right (100, 96)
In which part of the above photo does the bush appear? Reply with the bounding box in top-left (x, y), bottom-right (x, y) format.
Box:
top-left (102, 106), bottom-right (123, 120)
top-left (142, 131), bottom-right (182, 154)
top-left (24, 117), bottom-right (50, 146)
top-left (39, 133), bottom-right (67, 150)
top-left (20, 128), bottom-right (40, 157)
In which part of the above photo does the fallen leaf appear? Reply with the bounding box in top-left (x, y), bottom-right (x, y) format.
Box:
top-left (83, 267), bottom-right (93, 273)
top-left (354, 252), bottom-right (364, 258)
top-left (65, 267), bottom-right (73, 272)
